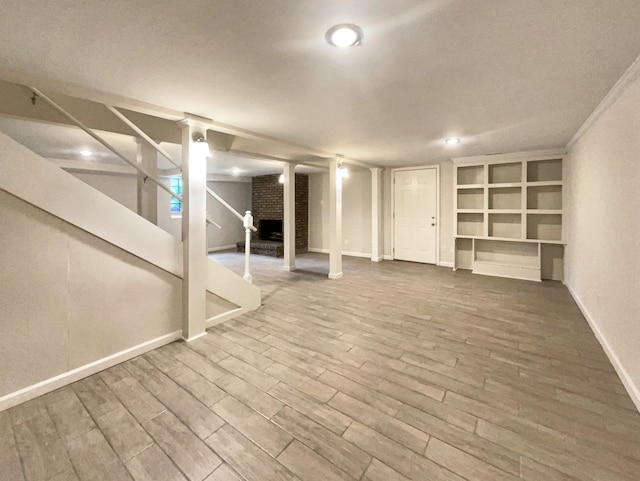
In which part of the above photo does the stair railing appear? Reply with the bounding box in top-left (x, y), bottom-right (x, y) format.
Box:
top-left (206, 187), bottom-right (257, 283)
top-left (29, 87), bottom-right (182, 203)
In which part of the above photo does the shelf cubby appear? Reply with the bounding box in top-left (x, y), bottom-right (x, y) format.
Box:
top-left (457, 213), bottom-right (484, 236)
top-left (527, 214), bottom-right (562, 241)
top-left (489, 187), bottom-right (521, 210)
top-left (457, 165), bottom-right (484, 185)
top-left (457, 188), bottom-right (484, 210)
top-left (489, 162), bottom-right (521, 184)
top-left (455, 238), bottom-right (473, 270)
top-left (527, 159), bottom-right (562, 182)
top-left (527, 185), bottom-right (562, 210)
top-left (475, 239), bottom-right (539, 268)
top-left (488, 213), bottom-right (521, 239)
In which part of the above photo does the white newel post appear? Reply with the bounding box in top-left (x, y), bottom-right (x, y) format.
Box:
top-left (243, 210), bottom-right (253, 283)
top-left (283, 163), bottom-right (297, 272)
top-left (180, 121), bottom-right (208, 341)
top-left (329, 158), bottom-right (343, 279)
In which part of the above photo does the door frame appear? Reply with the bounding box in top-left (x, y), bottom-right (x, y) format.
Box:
top-left (391, 164), bottom-right (441, 266)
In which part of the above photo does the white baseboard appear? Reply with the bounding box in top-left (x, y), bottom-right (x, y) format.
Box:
top-left (206, 307), bottom-right (249, 328)
top-left (0, 330), bottom-right (182, 413)
top-left (207, 244), bottom-right (236, 253)
top-left (371, 255), bottom-right (384, 262)
top-left (566, 282), bottom-right (640, 413)
top-left (383, 255), bottom-right (394, 260)
top-left (308, 247), bottom-right (372, 259)
top-left (438, 261), bottom-right (454, 268)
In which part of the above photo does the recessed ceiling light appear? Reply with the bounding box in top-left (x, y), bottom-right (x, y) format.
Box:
top-left (445, 138), bottom-right (461, 145)
top-left (278, 174), bottom-right (285, 184)
top-left (231, 168), bottom-right (241, 176)
top-left (80, 149), bottom-right (92, 157)
top-left (325, 24), bottom-right (363, 48)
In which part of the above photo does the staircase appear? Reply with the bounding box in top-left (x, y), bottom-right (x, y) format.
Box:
top-left (0, 131), bottom-right (261, 411)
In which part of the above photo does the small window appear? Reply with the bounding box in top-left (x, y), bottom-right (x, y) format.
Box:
top-left (170, 177), bottom-right (183, 216)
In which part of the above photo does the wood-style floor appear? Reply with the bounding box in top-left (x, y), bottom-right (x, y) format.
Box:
top-left (2, 252), bottom-right (639, 481)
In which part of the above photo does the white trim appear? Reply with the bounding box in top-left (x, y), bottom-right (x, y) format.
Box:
top-left (566, 283), bottom-right (640, 413)
top-left (182, 331), bottom-right (208, 343)
top-left (308, 247), bottom-right (372, 258)
top-left (383, 254), bottom-right (394, 261)
top-left (567, 54), bottom-right (640, 150)
top-left (371, 255), bottom-right (384, 263)
top-left (206, 307), bottom-right (250, 328)
top-left (207, 244), bottom-right (236, 253)
top-left (438, 261), bottom-right (454, 268)
top-left (391, 165), bottom-right (440, 266)
top-left (0, 330), bottom-right (182, 413)
top-left (451, 149), bottom-right (566, 165)
top-left (328, 272), bottom-right (343, 279)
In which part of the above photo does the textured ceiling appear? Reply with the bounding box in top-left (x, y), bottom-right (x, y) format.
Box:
top-left (0, 0), bottom-right (639, 166)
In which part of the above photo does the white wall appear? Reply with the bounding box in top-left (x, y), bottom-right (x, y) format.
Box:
top-left (308, 169), bottom-right (372, 256)
top-left (309, 163), bottom-right (454, 265)
top-left (0, 190), bottom-right (182, 406)
top-left (70, 171), bottom-right (251, 250)
top-left (205, 180), bottom-right (251, 251)
top-left (565, 71), bottom-right (640, 409)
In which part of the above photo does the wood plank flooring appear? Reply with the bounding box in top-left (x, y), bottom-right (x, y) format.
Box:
top-left (2, 252), bottom-right (639, 481)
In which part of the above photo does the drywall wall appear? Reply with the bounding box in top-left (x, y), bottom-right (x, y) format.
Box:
top-left (308, 169), bottom-right (372, 256)
top-left (309, 164), bottom-right (454, 264)
top-left (69, 170), bottom-right (251, 249)
top-left (565, 71), bottom-right (640, 409)
top-left (0, 190), bottom-right (182, 409)
top-left (73, 171), bottom-right (137, 212)
top-left (206, 180), bottom-right (252, 250)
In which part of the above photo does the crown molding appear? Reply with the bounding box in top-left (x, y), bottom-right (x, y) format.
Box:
top-left (567, 54), bottom-right (640, 150)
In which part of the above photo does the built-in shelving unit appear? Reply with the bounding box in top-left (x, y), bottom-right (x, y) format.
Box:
top-left (453, 151), bottom-right (565, 281)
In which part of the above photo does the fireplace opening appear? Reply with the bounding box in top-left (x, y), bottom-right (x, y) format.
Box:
top-left (259, 219), bottom-right (283, 242)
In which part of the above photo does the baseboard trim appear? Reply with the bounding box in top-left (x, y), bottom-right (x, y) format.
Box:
top-left (0, 330), bottom-right (182, 413)
top-left (207, 245), bottom-right (236, 253)
top-left (383, 255), bottom-right (394, 261)
top-left (438, 261), bottom-right (454, 268)
top-left (182, 331), bottom-right (208, 343)
top-left (308, 247), bottom-right (372, 259)
top-left (371, 255), bottom-right (383, 262)
top-left (206, 307), bottom-right (249, 328)
top-left (328, 272), bottom-right (343, 279)
top-left (566, 282), bottom-right (640, 413)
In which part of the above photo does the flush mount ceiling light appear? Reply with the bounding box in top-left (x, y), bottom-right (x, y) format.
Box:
top-left (80, 149), bottom-right (92, 157)
top-left (445, 138), bottom-right (461, 145)
top-left (325, 24), bottom-right (363, 48)
top-left (192, 132), bottom-right (210, 157)
top-left (278, 173), bottom-right (285, 184)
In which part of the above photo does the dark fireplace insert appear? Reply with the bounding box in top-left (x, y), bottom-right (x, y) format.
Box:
top-left (259, 219), bottom-right (283, 242)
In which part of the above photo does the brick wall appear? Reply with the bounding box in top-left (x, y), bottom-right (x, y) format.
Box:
top-left (251, 173), bottom-right (308, 252)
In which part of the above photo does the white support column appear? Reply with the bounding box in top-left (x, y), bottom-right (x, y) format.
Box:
top-left (371, 167), bottom-right (383, 262)
top-left (283, 163), bottom-right (296, 271)
top-left (180, 121), bottom-right (208, 341)
top-left (136, 139), bottom-right (158, 224)
top-left (329, 158), bottom-right (343, 279)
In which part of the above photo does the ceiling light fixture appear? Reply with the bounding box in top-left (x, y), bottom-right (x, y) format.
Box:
top-left (278, 173), bottom-right (285, 184)
top-left (231, 167), bottom-right (241, 176)
top-left (192, 132), bottom-right (210, 157)
top-left (80, 149), bottom-right (92, 157)
top-left (325, 24), bottom-right (363, 48)
top-left (445, 138), bottom-right (461, 145)
top-left (337, 159), bottom-right (349, 178)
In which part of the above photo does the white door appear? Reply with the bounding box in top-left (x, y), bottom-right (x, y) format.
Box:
top-left (393, 168), bottom-right (437, 264)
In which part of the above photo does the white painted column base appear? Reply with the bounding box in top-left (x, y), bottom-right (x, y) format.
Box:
top-left (283, 265), bottom-right (297, 272)
top-left (328, 272), bottom-right (343, 279)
